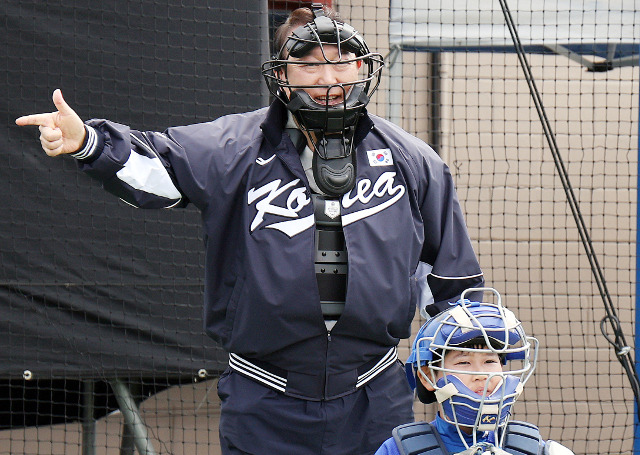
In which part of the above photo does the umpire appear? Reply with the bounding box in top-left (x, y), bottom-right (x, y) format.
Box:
top-left (16, 4), bottom-right (484, 454)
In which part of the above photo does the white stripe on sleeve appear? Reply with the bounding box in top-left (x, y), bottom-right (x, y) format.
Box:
top-left (116, 150), bottom-right (182, 200)
top-left (71, 126), bottom-right (97, 160)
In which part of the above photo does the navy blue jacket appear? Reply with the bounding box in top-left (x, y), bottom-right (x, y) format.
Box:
top-left (77, 100), bottom-right (483, 399)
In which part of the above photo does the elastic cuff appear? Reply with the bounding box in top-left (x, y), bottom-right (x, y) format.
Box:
top-left (71, 125), bottom-right (98, 160)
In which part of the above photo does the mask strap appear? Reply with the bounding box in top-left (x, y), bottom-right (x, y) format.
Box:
top-left (311, 3), bottom-right (325, 18)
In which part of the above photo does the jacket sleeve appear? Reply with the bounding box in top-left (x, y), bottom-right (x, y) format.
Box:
top-left (373, 437), bottom-right (401, 455)
top-left (416, 153), bottom-right (484, 317)
top-left (73, 120), bottom-right (188, 209)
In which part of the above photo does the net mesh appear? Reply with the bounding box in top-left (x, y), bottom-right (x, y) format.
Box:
top-left (1, 0), bottom-right (638, 453)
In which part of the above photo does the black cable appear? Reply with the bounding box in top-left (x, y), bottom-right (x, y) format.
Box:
top-left (497, 0), bottom-right (640, 416)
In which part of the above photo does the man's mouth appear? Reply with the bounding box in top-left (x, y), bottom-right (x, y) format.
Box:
top-left (314, 94), bottom-right (343, 106)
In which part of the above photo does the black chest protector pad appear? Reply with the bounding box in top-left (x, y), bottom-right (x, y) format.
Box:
top-left (313, 194), bottom-right (347, 320)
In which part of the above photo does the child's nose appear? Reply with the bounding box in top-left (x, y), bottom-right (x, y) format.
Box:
top-left (472, 372), bottom-right (492, 386)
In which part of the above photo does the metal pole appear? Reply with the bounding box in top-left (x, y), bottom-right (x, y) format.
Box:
top-left (81, 381), bottom-right (96, 455)
top-left (429, 52), bottom-right (441, 155)
top-left (110, 379), bottom-right (157, 455)
top-left (259, 0), bottom-right (271, 107)
top-left (635, 45), bottom-right (640, 455)
top-left (387, 45), bottom-right (403, 126)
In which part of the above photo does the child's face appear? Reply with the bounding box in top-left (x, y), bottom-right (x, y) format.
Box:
top-left (420, 348), bottom-right (504, 396)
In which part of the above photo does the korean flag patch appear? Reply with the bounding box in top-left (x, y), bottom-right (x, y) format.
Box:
top-left (367, 148), bottom-right (393, 167)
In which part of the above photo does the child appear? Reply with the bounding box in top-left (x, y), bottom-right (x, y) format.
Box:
top-left (375, 288), bottom-right (574, 455)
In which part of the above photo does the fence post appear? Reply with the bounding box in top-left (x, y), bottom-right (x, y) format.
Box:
top-left (110, 379), bottom-right (157, 455)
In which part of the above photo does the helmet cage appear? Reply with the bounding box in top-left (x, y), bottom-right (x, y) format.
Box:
top-left (261, 9), bottom-right (384, 138)
top-left (410, 288), bottom-right (539, 449)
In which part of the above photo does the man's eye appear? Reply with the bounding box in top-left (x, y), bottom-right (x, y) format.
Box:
top-left (290, 63), bottom-right (318, 69)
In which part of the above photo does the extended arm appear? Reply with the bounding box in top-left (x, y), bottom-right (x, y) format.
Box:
top-left (16, 89), bottom-right (186, 209)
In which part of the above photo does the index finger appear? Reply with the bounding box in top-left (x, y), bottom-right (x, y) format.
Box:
top-left (15, 112), bottom-right (56, 127)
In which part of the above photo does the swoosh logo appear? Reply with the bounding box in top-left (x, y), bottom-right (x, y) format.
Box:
top-left (256, 155), bottom-right (276, 166)
top-left (265, 214), bottom-right (315, 237)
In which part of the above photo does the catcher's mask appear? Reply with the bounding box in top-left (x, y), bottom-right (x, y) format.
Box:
top-left (405, 288), bottom-right (539, 449)
top-left (262, 4), bottom-right (383, 196)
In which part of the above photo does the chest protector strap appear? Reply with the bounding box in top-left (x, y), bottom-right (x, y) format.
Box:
top-left (392, 422), bottom-right (449, 455)
top-left (313, 194), bottom-right (348, 319)
top-left (502, 421), bottom-right (545, 455)
top-left (392, 421), bottom-right (545, 455)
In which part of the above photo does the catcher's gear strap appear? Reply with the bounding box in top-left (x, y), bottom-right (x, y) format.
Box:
top-left (392, 422), bottom-right (450, 455)
top-left (503, 421), bottom-right (544, 455)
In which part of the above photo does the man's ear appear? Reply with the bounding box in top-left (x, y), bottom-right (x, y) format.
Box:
top-left (418, 367), bottom-right (436, 391)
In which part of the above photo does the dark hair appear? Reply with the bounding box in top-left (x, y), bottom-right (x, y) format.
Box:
top-left (416, 377), bottom-right (437, 404)
top-left (459, 336), bottom-right (507, 356)
top-left (273, 5), bottom-right (341, 58)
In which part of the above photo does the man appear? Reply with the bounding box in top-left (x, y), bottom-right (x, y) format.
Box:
top-left (16, 4), bottom-right (483, 454)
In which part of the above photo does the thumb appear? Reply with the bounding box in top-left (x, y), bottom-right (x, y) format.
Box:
top-left (52, 89), bottom-right (76, 117)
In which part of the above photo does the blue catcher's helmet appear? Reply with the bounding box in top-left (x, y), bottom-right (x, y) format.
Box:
top-left (406, 288), bottom-right (538, 447)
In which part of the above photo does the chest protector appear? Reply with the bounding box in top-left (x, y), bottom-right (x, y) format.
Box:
top-left (312, 194), bottom-right (347, 320)
top-left (392, 421), bottom-right (546, 455)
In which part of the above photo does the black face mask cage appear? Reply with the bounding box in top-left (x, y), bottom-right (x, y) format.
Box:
top-left (286, 83), bottom-right (367, 129)
top-left (285, 86), bottom-right (361, 160)
top-left (261, 7), bottom-right (384, 120)
top-left (261, 56), bottom-right (383, 116)
top-left (286, 13), bottom-right (363, 60)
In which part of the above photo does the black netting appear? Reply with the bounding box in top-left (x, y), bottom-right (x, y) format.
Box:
top-left (1, 0), bottom-right (638, 453)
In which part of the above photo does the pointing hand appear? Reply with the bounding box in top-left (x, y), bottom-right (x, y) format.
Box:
top-left (16, 89), bottom-right (86, 156)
